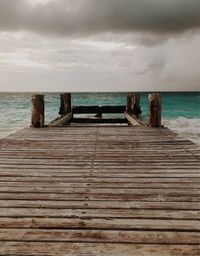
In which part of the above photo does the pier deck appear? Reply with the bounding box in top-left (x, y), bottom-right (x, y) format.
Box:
top-left (0, 126), bottom-right (199, 255)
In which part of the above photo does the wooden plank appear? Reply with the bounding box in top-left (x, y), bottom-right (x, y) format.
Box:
top-left (48, 113), bottom-right (72, 127)
top-left (0, 192), bottom-right (198, 202)
top-left (0, 200), bottom-right (200, 211)
top-left (0, 242), bottom-right (198, 256)
top-left (0, 125), bottom-right (199, 255)
top-left (0, 208), bottom-right (199, 220)
top-left (0, 217), bottom-right (200, 232)
top-left (0, 187), bottom-right (199, 195)
top-left (0, 170), bottom-right (199, 178)
top-left (124, 112), bottom-right (145, 126)
top-left (0, 177), bottom-right (199, 183)
top-left (0, 182), bottom-right (199, 189)
top-left (0, 229), bottom-right (199, 244)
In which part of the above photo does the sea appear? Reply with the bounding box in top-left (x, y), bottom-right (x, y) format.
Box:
top-left (0, 92), bottom-right (199, 145)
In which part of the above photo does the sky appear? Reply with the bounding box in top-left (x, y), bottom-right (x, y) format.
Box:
top-left (0, 0), bottom-right (199, 92)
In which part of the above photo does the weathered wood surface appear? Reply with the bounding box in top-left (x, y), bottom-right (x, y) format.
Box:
top-left (59, 93), bottom-right (71, 115)
top-left (0, 126), bottom-right (199, 255)
top-left (124, 112), bottom-right (146, 126)
top-left (31, 94), bottom-right (45, 128)
top-left (126, 93), bottom-right (142, 116)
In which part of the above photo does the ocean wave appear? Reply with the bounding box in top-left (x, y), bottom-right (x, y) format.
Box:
top-left (163, 117), bottom-right (200, 145)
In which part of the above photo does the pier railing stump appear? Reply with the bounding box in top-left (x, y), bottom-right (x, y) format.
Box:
top-left (148, 93), bottom-right (161, 127)
top-left (59, 93), bottom-right (72, 124)
top-left (31, 94), bottom-right (45, 128)
top-left (127, 93), bottom-right (142, 117)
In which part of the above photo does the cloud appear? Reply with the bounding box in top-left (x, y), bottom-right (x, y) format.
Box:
top-left (0, 1), bottom-right (199, 92)
top-left (0, 0), bottom-right (199, 39)
top-left (0, 31), bottom-right (199, 92)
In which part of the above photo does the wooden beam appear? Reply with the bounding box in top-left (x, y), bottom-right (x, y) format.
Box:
top-left (101, 106), bottom-right (126, 114)
top-left (148, 93), bottom-right (162, 127)
top-left (72, 117), bottom-right (127, 124)
top-left (49, 113), bottom-right (72, 127)
top-left (72, 105), bottom-right (126, 114)
top-left (31, 94), bottom-right (44, 128)
top-left (72, 106), bottom-right (99, 114)
top-left (124, 112), bottom-right (143, 126)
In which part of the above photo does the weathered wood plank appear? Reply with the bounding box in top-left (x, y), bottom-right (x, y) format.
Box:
top-left (0, 217), bottom-right (200, 232)
top-left (0, 187), bottom-right (199, 195)
top-left (0, 242), bottom-right (198, 256)
top-left (0, 181), bottom-right (199, 190)
top-left (0, 229), bottom-right (199, 244)
top-left (48, 113), bottom-right (72, 127)
top-left (124, 112), bottom-right (146, 126)
top-left (0, 208), bottom-right (200, 218)
top-left (0, 201), bottom-right (200, 211)
top-left (0, 177), bottom-right (199, 183)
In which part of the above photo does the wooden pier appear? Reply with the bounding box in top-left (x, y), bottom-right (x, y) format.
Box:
top-left (0, 93), bottom-right (199, 255)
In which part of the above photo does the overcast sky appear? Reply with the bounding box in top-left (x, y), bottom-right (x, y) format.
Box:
top-left (0, 0), bottom-right (199, 92)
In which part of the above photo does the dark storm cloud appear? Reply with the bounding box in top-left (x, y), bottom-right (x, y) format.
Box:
top-left (0, 0), bottom-right (199, 37)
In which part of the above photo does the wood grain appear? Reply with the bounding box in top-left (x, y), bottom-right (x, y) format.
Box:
top-left (0, 125), bottom-right (199, 255)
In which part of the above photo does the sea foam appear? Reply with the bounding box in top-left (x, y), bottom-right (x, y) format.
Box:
top-left (163, 117), bottom-right (200, 145)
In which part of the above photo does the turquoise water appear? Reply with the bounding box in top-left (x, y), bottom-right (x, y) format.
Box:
top-left (0, 92), bottom-right (199, 143)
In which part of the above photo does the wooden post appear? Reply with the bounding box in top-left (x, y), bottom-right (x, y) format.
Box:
top-left (132, 94), bottom-right (142, 116)
top-left (148, 93), bottom-right (161, 127)
top-left (31, 94), bottom-right (45, 128)
top-left (59, 93), bottom-right (71, 115)
top-left (127, 93), bottom-right (133, 113)
top-left (127, 93), bottom-right (142, 116)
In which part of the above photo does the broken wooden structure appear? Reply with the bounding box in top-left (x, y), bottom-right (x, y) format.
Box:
top-left (32, 92), bottom-right (161, 127)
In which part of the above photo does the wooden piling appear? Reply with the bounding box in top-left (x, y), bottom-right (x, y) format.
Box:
top-left (127, 93), bottom-right (142, 116)
top-left (59, 93), bottom-right (71, 115)
top-left (31, 94), bottom-right (44, 128)
top-left (127, 93), bottom-right (133, 113)
top-left (148, 93), bottom-right (161, 127)
top-left (133, 94), bottom-right (142, 116)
